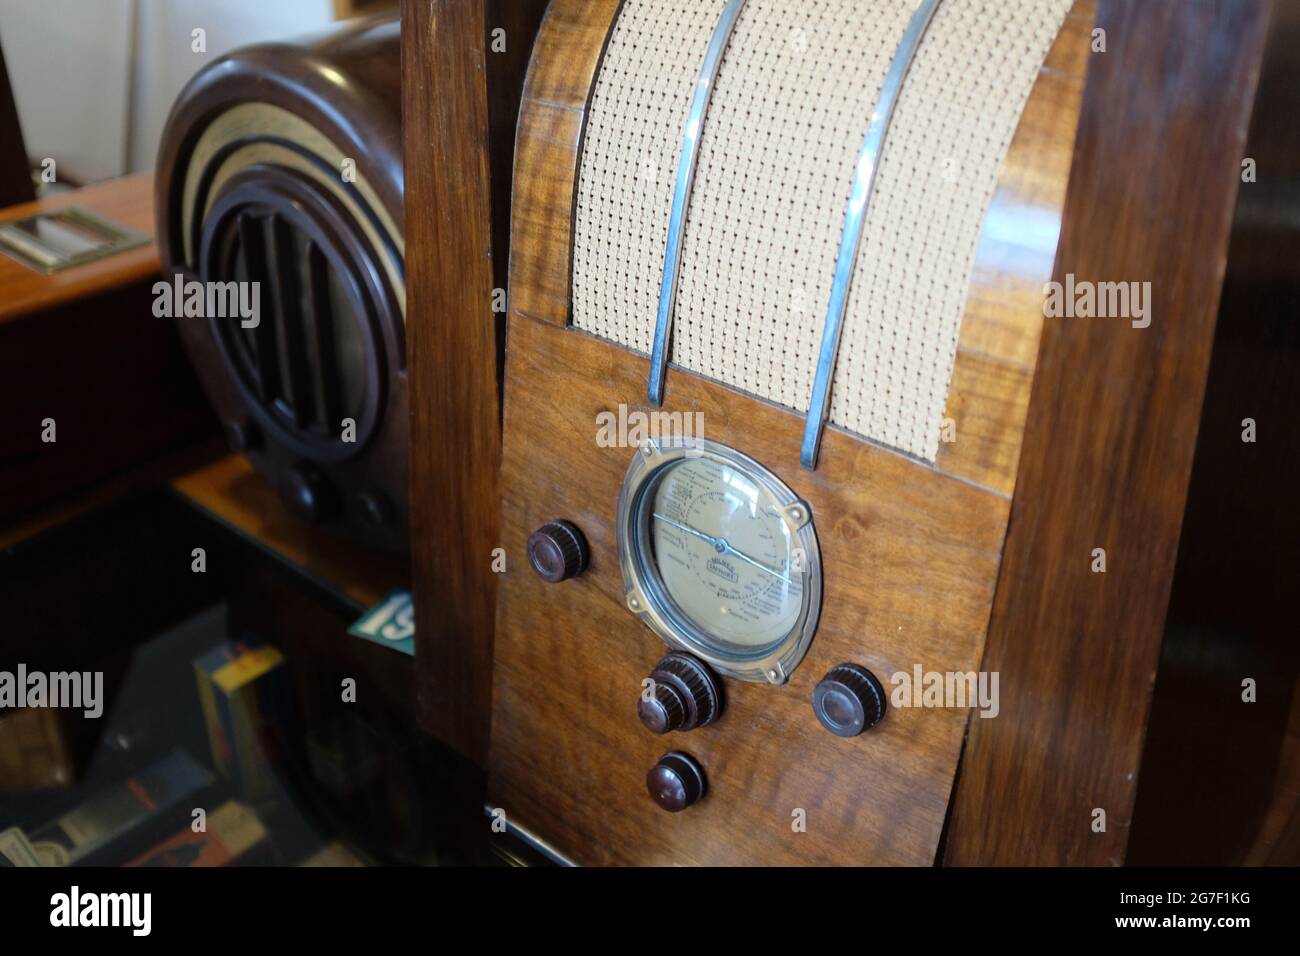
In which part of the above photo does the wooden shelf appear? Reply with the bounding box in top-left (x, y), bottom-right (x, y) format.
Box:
top-left (171, 454), bottom-right (409, 610)
top-left (0, 173), bottom-right (158, 324)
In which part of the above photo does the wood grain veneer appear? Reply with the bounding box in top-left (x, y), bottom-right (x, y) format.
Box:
top-left (491, 314), bottom-right (1008, 865)
top-left (944, 0), bottom-right (1273, 866)
top-left (1126, 0), bottom-right (1300, 866)
top-left (402, 0), bottom-right (549, 761)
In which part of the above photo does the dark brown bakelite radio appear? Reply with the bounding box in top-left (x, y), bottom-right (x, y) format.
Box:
top-left (157, 14), bottom-right (407, 551)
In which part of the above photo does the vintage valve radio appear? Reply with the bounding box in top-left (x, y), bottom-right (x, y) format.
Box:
top-left (156, 15), bottom-right (407, 551)
top-left (487, 0), bottom-right (1291, 865)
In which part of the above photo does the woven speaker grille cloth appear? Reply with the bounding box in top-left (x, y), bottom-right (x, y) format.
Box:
top-left (571, 0), bottom-right (1072, 462)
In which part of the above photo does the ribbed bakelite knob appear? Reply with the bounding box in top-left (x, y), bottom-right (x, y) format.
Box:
top-left (639, 682), bottom-right (688, 734)
top-left (812, 663), bottom-right (886, 737)
top-left (527, 520), bottom-right (589, 583)
top-left (637, 652), bottom-right (722, 734)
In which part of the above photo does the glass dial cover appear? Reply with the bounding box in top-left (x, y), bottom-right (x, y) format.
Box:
top-left (617, 437), bottom-right (821, 684)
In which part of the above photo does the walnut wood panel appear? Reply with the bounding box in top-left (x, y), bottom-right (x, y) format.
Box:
top-left (1126, 0), bottom-right (1300, 866)
top-left (0, 707), bottom-right (72, 792)
top-left (1243, 683), bottom-right (1300, 864)
top-left (0, 173), bottom-right (158, 324)
top-left (402, 0), bottom-right (548, 761)
top-left (944, 0), bottom-right (1272, 866)
top-left (507, 0), bottom-right (1091, 499)
top-left (506, 0), bottom-right (621, 328)
top-left (489, 315), bottom-right (1010, 866)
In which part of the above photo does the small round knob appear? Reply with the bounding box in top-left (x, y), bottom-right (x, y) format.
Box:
top-left (646, 751), bottom-right (706, 812)
top-left (356, 488), bottom-right (393, 527)
top-left (282, 464), bottom-right (339, 524)
top-left (812, 663), bottom-right (886, 737)
top-left (639, 682), bottom-right (687, 734)
top-left (527, 520), bottom-right (589, 583)
top-left (638, 652), bottom-right (722, 734)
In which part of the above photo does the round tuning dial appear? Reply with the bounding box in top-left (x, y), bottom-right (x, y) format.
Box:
top-left (638, 652), bottom-right (722, 734)
top-left (527, 520), bottom-right (589, 583)
top-left (812, 663), bottom-right (886, 737)
top-left (646, 752), bottom-right (706, 812)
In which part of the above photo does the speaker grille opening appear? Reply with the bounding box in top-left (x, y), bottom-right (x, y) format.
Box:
top-left (198, 165), bottom-right (394, 464)
top-left (224, 210), bottom-right (367, 441)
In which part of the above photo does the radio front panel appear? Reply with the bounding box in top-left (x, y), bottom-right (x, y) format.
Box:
top-left (490, 0), bottom-right (1094, 865)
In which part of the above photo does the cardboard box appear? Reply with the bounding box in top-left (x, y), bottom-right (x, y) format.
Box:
top-left (126, 800), bottom-right (267, 867)
top-left (193, 641), bottom-right (289, 803)
top-left (29, 749), bottom-right (214, 864)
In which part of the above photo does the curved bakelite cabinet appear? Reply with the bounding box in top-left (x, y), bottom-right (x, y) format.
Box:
top-left (156, 14), bottom-right (408, 551)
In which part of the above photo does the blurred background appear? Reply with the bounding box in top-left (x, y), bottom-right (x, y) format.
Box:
top-left (0, 0), bottom-right (393, 189)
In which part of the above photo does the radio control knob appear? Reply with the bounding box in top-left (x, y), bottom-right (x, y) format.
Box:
top-left (638, 652), bottom-right (721, 733)
top-left (283, 464), bottom-right (339, 524)
top-left (527, 520), bottom-right (589, 583)
top-left (812, 663), bottom-right (886, 737)
top-left (640, 682), bottom-right (687, 734)
top-left (646, 752), bottom-right (706, 812)
top-left (356, 488), bottom-right (393, 527)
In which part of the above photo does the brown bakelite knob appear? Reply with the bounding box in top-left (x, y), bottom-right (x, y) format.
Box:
top-left (640, 682), bottom-right (687, 734)
top-left (638, 652), bottom-right (722, 734)
top-left (282, 464), bottom-right (339, 524)
top-left (646, 752), bottom-right (706, 812)
top-left (356, 488), bottom-right (393, 527)
top-left (527, 520), bottom-right (589, 583)
top-left (812, 663), bottom-right (886, 737)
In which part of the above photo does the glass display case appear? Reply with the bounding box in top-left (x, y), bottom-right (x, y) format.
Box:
top-left (0, 473), bottom-right (543, 868)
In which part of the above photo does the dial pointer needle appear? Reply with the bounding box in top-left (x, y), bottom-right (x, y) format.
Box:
top-left (652, 512), bottom-right (717, 546)
top-left (721, 542), bottom-right (791, 585)
top-left (653, 513), bottom-right (790, 584)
